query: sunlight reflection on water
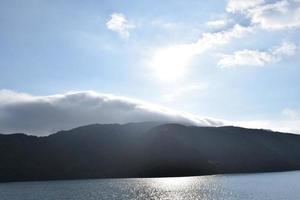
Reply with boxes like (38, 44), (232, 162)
(146, 176), (214, 199)
(0, 171), (300, 200)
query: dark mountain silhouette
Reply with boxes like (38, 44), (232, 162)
(1, 122), (300, 182)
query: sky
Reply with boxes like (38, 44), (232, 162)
(0, 0), (300, 135)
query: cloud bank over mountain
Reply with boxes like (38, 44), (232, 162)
(0, 90), (223, 135)
(0, 90), (299, 135)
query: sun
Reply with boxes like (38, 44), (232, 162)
(150, 44), (196, 82)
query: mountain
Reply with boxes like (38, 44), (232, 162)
(1, 122), (300, 182)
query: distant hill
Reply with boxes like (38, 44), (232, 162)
(1, 122), (300, 182)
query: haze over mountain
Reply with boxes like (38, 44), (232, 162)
(1, 122), (300, 182)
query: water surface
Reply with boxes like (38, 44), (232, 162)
(0, 171), (299, 200)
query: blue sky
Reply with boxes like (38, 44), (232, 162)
(0, 0), (300, 134)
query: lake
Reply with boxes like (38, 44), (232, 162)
(0, 171), (299, 200)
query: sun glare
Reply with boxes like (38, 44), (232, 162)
(150, 44), (196, 82)
(152, 176), (195, 189)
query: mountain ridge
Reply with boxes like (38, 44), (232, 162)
(1, 122), (300, 182)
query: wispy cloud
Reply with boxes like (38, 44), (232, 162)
(226, 0), (264, 13)
(206, 19), (229, 29)
(218, 42), (297, 68)
(227, 0), (300, 30)
(106, 13), (135, 38)
(150, 24), (253, 81)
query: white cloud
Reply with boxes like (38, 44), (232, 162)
(0, 89), (33, 104)
(272, 41), (297, 57)
(226, 0), (265, 13)
(206, 19), (229, 29)
(249, 0), (300, 29)
(0, 90), (223, 135)
(197, 24), (252, 48)
(218, 42), (297, 68)
(218, 50), (273, 67)
(227, 0), (300, 30)
(150, 24), (252, 81)
(106, 13), (134, 38)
